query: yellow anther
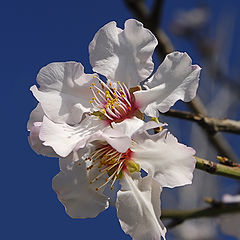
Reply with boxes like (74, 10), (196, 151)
(89, 86), (92, 89)
(109, 82), (112, 86)
(150, 117), (159, 123)
(93, 75), (96, 78)
(126, 160), (140, 173)
(97, 90), (100, 93)
(92, 97), (95, 100)
(101, 109), (106, 114)
(89, 100), (93, 104)
(92, 83), (95, 86)
(105, 178), (108, 182)
(117, 81), (120, 84)
(96, 188), (99, 191)
(89, 181), (93, 184)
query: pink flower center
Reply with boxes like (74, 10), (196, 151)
(89, 78), (139, 123)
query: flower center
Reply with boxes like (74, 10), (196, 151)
(83, 144), (140, 191)
(89, 77), (140, 123)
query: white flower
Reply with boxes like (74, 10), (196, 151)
(52, 120), (196, 240)
(219, 194), (240, 240)
(28, 19), (200, 158)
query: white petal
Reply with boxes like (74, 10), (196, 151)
(27, 104), (58, 157)
(52, 160), (109, 218)
(27, 103), (44, 130)
(111, 117), (145, 138)
(131, 129), (196, 188)
(31, 62), (95, 124)
(116, 173), (166, 240)
(89, 19), (158, 87)
(28, 122), (58, 157)
(39, 115), (106, 157)
(134, 52), (201, 117)
(98, 128), (132, 153)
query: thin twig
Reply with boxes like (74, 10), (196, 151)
(195, 156), (240, 180)
(162, 109), (240, 134)
(124, 0), (238, 161)
(162, 201), (240, 228)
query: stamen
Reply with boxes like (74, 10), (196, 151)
(89, 78), (137, 122)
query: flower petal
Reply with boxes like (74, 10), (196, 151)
(39, 115), (106, 157)
(89, 19), (158, 87)
(31, 61), (95, 124)
(111, 117), (145, 138)
(131, 129), (196, 188)
(27, 104), (58, 157)
(27, 103), (44, 130)
(134, 52), (201, 117)
(116, 173), (166, 240)
(52, 160), (109, 218)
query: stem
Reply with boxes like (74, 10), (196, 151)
(195, 156), (240, 180)
(162, 109), (240, 135)
(161, 202), (240, 228)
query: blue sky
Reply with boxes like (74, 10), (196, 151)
(2, 0), (239, 239)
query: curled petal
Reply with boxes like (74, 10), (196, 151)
(89, 19), (158, 87)
(116, 173), (166, 240)
(27, 104), (58, 157)
(31, 62), (95, 124)
(52, 160), (109, 218)
(111, 117), (145, 138)
(131, 129), (196, 188)
(39, 115), (106, 157)
(27, 103), (44, 130)
(134, 52), (201, 117)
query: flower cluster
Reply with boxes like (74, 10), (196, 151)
(28, 19), (201, 240)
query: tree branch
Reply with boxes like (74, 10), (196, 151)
(124, 0), (238, 161)
(162, 109), (240, 134)
(162, 201), (240, 228)
(195, 156), (240, 180)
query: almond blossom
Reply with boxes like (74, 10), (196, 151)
(52, 120), (196, 240)
(28, 19), (200, 158)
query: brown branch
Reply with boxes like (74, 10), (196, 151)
(124, 0), (238, 161)
(150, 0), (164, 28)
(162, 109), (240, 135)
(162, 201), (240, 228)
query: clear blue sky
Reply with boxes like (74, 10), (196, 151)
(1, 0), (239, 239)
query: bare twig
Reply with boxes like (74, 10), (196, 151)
(162, 109), (240, 135)
(195, 156), (240, 180)
(124, 0), (238, 161)
(150, 0), (164, 27)
(162, 201), (240, 228)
